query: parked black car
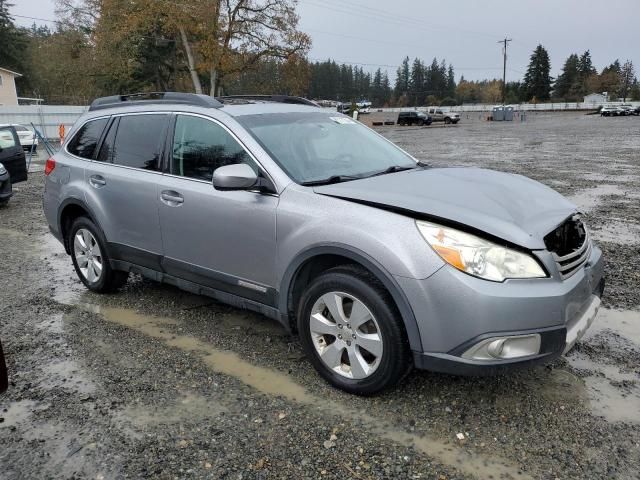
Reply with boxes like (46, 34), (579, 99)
(633, 106), (640, 116)
(0, 125), (28, 206)
(0, 339), (7, 394)
(397, 111), (433, 126)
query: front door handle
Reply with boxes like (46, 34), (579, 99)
(89, 175), (106, 188)
(160, 190), (184, 206)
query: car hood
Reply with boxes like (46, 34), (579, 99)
(313, 167), (577, 249)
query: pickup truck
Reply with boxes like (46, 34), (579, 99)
(426, 107), (460, 124)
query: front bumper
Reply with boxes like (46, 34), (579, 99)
(0, 172), (12, 201)
(399, 244), (604, 375)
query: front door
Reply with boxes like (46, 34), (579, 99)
(157, 113), (278, 305)
(0, 127), (27, 183)
(83, 114), (169, 270)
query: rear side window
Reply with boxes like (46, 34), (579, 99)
(112, 114), (168, 171)
(171, 115), (253, 182)
(0, 128), (17, 149)
(67, 118), (108, 159)
(96, 119), (118, 163)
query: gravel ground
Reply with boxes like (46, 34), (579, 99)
(1, 113), (639, 479)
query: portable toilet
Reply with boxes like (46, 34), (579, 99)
(492, 105), (505, 121)
(504, 106), (514, 121)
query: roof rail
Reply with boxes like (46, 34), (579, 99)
(88, 92), (223, 111)
(216, 95), (318, 107)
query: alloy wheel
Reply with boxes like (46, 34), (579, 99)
(74, 228), (103, 283)
(309, 291), (383, 379)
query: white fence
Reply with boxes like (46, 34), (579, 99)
(0, 105), (87, 139)
(381, 101), (640, 113)
(1, 100), (639, 139)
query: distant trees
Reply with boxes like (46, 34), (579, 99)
(523, 44), (552, 101)
(4, 2), (639, 106)
(0, 0), (31, 89)
(552, 49), (638, 102)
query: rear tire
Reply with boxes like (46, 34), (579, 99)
(68, 216), (128, 293)
(297, 265), (412, 395)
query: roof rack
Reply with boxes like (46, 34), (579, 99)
(88, 92), (223, 111)
(216, 95), (318, 107)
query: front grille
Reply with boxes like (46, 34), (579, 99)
(544, 216), (591, 279)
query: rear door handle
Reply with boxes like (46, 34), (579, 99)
(160, 190), (184, 206)
(89, 175), (106, 188)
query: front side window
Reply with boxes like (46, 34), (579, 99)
(237, 112), (417, 184)
(112, 114), (168, 171)
(67, 118), (109, 159)
(171, 115), (253, 182)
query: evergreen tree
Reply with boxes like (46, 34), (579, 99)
(446, 64), (456, 98)
(577, 50), (597, 78)
(620, 60), (636, 101)
(554, 53), (579, 100)
(0, 0), (29, 75)
(394, 56), (410, 97)
(409, 58), (424, 105)
(524, 44), (552, 101)
(574, 50), (597, 96)
(380, 71), (391, 106)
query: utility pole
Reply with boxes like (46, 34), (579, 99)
(498, 38), (512, 105)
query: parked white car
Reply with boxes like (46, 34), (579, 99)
(0, 124), (38, 151)
(600, 106), (622, 117)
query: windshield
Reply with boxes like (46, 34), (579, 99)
(237, 112), (417, 184)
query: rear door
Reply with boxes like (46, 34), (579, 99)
(0, 126), (27, 183)
(84, 113), (169, 270)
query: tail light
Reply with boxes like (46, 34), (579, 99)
(44, 158), (56, 176)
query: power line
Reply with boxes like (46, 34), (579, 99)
(11, 13), (60, 24)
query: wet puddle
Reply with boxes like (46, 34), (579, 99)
(561, 308), (640, 423)
(587, 308), (640, 347)
(0, 400), (44, 429)
(117, 392), (228, 430)
(74, 302), (533, 480)
(566, 352), (640, 423)
(38, 359), (96, 395)
(588, 220), (640, 245)
(568, 184), (627, 212)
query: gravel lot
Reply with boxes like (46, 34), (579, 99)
(1, 112), (639, 479)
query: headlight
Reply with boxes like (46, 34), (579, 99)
(416, 220), (547, 282)
(0, 163), (6, 175)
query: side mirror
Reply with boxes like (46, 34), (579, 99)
(212, 163), (258, 191)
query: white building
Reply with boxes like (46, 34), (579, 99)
(583, 92), (608, 105)
(0, 67), (21, 106)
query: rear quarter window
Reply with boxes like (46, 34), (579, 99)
(67, 118), (109, 159)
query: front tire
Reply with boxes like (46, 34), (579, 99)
(297, 266), (412, 395)
(444, 117), (452, 124)
(68, 216), (128, 293)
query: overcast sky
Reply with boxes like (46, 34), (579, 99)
(10, 0), (640, 82)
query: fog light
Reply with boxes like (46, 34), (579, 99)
(462, 334), (541, 361)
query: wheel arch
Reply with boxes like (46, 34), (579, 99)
(280, 244), (423, 352)
(57, 198), (98, 254)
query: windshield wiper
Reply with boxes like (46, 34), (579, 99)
(300, 175), (362, 186)
(367, 161), (428, 178)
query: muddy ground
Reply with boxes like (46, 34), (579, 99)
(1, 112), (639, 479)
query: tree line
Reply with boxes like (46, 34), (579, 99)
(1, 0), (639, 106)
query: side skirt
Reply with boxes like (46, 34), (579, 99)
(110, 259), (287, 330)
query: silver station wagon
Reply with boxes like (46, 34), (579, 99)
(43, 93), (604, 394)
